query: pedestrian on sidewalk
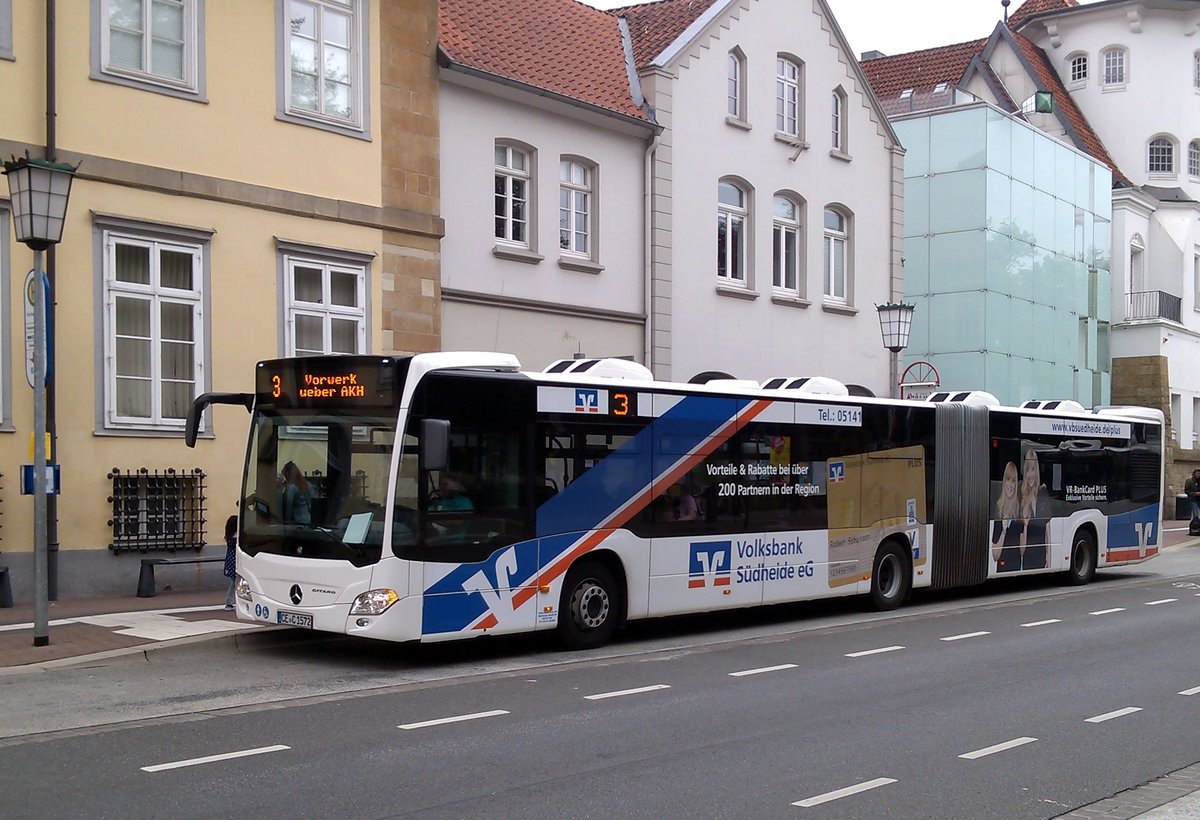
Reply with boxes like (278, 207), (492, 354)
(223, 514), (238, 611)
(1187, 469), (1200, 519)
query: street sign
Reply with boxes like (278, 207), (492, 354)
(23, 269), (53, 389)
(20, 464), (61, 495)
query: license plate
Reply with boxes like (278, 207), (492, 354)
(277, 610), (313, 629)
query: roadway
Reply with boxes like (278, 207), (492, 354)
(2, 547), (1199, 818)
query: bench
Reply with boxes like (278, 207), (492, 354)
(0, 565), (11, 608)
(136, 556), (223, 598)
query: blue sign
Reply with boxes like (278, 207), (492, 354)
(20, 464), (61, 495)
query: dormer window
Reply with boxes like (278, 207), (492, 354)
(932, 82), (948, 94)
(899, 88), (913, 99)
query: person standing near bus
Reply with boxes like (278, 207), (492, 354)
(281, 461), (312, 525)
(223, 514), (238, 610)
(991, 461), (1022, 572)
(1186, 469), (1200, 520)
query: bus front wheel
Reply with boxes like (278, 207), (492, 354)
(869, 540), (911, 611)
(556, 561), (620, 650)
(1064, 529), (1097, 586)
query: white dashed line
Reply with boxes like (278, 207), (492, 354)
(793, 778), (897, 807)
(141, 744), (290, 772)
(1090, 608), (1125, 616)
(584, 684), (671, 701)
(399, 709), (509, 729)
(959, 737), (1037, 760)
(1145, 598), (1177, 606)
(1086, 707), (1142, 723)
(845, 645), (905, 658)
(1021, 619), (1061, 627)
(729, 664), (798, 677)
(940, 631), (990, 642)
(1178, 686), (1200, 696)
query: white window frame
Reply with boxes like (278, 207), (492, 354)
(772, 194), (801, 295)
(103, 231), (205, 430)
(718, 180), (749, 284)
(775, 56), (802, 138)
(1194, 51), (1200, 91)
(1148, 136), (1175, 175)
(0, 0), (13, 61)
(284, 256), (367, 357)
(277, 0), (369, 136)
(93, 0), (204, 98)
(727, 48), (746, 121)
(1068, 53), (1088, 87)
(831, 87), (848, 155)
(823, 207), (849, 304)
(1102, 47), (1126, 87)
(1189, 141), (1200, 178)
(559, 158), (594, 259)
(495, 142), (532, 249)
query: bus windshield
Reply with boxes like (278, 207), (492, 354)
(239, 408), (397, 566)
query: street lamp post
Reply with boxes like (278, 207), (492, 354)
(3, 155), (76, 647)
(876, 301), (915, 399)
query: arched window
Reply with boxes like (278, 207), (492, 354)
(1189, 140), (1200, 178)
(1102, 47), (1127, 86)
(823, 207), (850, 302)
(727, 48), (746, 120)
(831, 87), (848, 152)
(772, 194), (802, 293)
(1194, 51), (1200, 90)
(559, 157), (595, 257)
(717, 180), (749, 282)
(1149, 137), (1175, 174)
(495, 142), (532, 246)
(1067, 52), (1088, 85)
(775, 56), (802, 137)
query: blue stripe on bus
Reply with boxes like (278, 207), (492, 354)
(1106, 503), (1160, 548)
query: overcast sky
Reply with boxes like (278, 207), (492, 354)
(580, 0), (1033, 57)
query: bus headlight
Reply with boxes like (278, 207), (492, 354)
(235, 575), (252, 602)
(350, 589), (400, 615)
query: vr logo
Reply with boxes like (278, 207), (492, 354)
(689, 541), (731, 589)
(575, 389), (600, 413)
(1134, 521), (1155, 548)
(829, 461), (846, 483)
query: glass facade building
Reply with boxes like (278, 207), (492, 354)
(894, 104), (1112, 406)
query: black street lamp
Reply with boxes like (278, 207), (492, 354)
(876, 301), (915, 399)
(3, 155), (76, 646)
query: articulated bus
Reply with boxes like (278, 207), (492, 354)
(187, 353), (1163, 649)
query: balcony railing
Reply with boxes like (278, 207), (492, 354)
(1126, 290), (1181, 322)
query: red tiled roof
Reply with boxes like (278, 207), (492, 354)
(1007, 0), (1078, 28)
(859, 39), (986, 100)
(439, 0), (651, 123)
(1008, 30), (1129, 185)
(611, 0), (721, 70)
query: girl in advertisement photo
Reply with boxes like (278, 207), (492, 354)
(1019, 446), (1051, 570)
(991, 461), (1024, 573)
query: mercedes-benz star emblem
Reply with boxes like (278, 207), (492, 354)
(289, 584), (303, 605)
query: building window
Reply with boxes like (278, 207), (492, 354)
(727, 49), (746, 120)
(285, 256), (366, 356)
(831, 88), (848, 152)
(823, 207), (849, 303)
(0, 0), (13, 61)
(1068, 53), (1088, 85)
(92, 0), (203, 97)
(1194, 51), (1200, 90)
(559, 158), (594, 258)
(717, 180), (748, 283)
(1149, 137), (1175, 174)
(103, 232), (205, 429)
(1102, 48), (1126, 86)
(278, 0), (368, 135)
(775, 56), (802, 137)
(772, 195), (801, 293)
(1189, 141), (1200, 177)
(495, 143), (531, 247)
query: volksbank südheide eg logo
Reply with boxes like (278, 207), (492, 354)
(575, 388), (599, 413)
(689, 541), (731, 588)
(828, 460), (846, 483)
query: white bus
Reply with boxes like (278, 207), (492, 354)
(187, 353), (1163, 649)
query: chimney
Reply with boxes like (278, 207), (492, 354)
(860, 49), (886, 61)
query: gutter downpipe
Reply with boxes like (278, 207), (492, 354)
(643, 134), (658, 373)
(45, 0), (59, 600)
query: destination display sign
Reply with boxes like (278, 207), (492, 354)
(256, 357), (399, 408)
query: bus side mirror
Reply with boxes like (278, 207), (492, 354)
(186, 392), (254, 447)
(420, 419), (450, 472)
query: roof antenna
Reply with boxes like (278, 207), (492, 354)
(1001, 0), (1011, 22)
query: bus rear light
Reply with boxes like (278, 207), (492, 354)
(350, 589), (400, 615)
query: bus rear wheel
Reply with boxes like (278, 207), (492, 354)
(869, 540), (911, 611)
(556, 561), (620, 650)
(1064, 529), (1096, 586)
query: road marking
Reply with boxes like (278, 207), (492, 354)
(793, 777), (897, 807)
(1090, 608), (1125, 616)
(1021, 619), (1061, 627)
(940, 631), (990, 642)
(729, 664), (798, 677)
(845, 645), (905, 658)
(141, 744), (290, 772)
(959, 737), (1037, 759)
(1179, 686), (1200, 696)
(1086, 707), (1142, 723)
(398, 709), (509, 729)
(1145, 598), (1177, 606)
(584, 684), (670, 701)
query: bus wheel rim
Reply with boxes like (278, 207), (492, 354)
(878, 554), (899, 598)
(573, 582), (609, 629)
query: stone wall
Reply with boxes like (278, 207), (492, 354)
(1111, 354), (1183, 514)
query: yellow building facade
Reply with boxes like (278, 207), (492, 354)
(0, 0), (441, 601)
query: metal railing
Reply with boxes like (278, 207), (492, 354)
(1126, 290), (1181, 322)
